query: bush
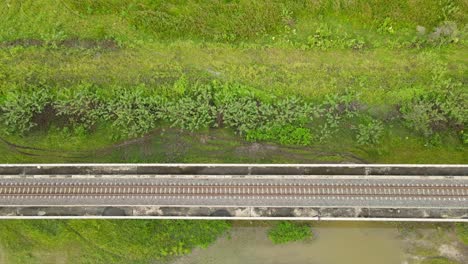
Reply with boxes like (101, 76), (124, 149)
(268, 221), (312, 244)
(0, 89), (52, 135)
(272, 97), (313, 126)
(356, 118), (384, 146)
(401, 91), (466, 138)
(162, 83), (217, 131)
(103, 86), (162, 138)
(217, 95), (263, 134)
(315, 92), (359, 142)
(54, 84), (103, 131)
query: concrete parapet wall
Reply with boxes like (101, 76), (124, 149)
(1, 164), (467, 176)
(0, 206), (467, 221)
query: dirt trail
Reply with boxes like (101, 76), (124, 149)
(0, 38), (119, 50)
(0, 128), (368, 163)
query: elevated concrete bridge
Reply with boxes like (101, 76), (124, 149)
(0, 164), (467, 221)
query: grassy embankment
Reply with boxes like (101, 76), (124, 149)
(0, 1), (467, 263)
(0, 0), (466, 164)
(0, 219), (230, 264)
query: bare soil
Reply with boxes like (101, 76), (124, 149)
(0, 38), (119, 50)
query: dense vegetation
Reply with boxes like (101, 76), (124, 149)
(268, 221), (312, 244)
(1, 0), (466, 164)
(1, 69), (466, 162)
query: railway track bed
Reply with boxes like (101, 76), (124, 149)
(1, 177), (467, 208)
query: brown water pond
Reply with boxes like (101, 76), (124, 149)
(173, 222), (406, 264)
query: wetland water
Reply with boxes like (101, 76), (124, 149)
(173, 222), (405, 264)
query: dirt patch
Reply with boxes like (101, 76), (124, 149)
(0, 38), (119, 50)
(235, 142), (279, 156)
(32, 251), (69, 264)
(0, 137), (88, 159)
(235, 142), (368, 164)
(1, 127), (368, 163)
(60, 38), (119, 50)
(438, 244), (466, 262)
(32, 105), (62, 131)
(0, 39), (43, 47)
(399, 224), (468, 264)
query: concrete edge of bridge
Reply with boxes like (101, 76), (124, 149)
(0, 206), (467, 221)
(0, 216), (467, 222)
(1, 164), (467, 176)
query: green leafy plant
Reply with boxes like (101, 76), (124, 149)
(315, 92), (359, 142)
(268, 221), (312, 244)
(377, 18), (395, 34)
(54, 84), (103, 131)
(0, 89), (52, 135)
(218, 95), (263, 134)
(401, 90), (466, 138)
(162, 83), (216, 131)
(272, 97), (312, 126)
(355, 118), (384, 146)
(103, 86), (162, 139)
(307, 24), (334, 50)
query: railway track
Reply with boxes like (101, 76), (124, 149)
(1, 182), (467, 200)
(0, 164), (467, 219)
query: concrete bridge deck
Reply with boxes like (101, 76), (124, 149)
(0, 164), (467, 221)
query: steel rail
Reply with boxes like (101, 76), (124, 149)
(1, 183), (467, 199)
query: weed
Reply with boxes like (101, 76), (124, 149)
(377, 18), (396, 34)
(355, 118), (384, 146)
(103, 86), (162, 139)
(163, 83), (217, 131)
(54, 83), (103, 131)
(0, 88), (52, 135)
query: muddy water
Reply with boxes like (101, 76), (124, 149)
(172, 222), (405, 264)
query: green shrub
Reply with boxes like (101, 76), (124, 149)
(401, 99), (444, 137)
(0, 88), (52, 135)
(54, 84), (103, 131)
(401, 91), (466, 138)
(356, 118), (384, 146)
(272, 97), (313, 126)
(315, 92), (359, 142)
(162, 83), (216, 131)
(103, 86), (162, 138)
(218, 95), (263, 134)
(268, 221), (312, 244)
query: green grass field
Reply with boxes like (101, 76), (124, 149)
(0, 1), (467, 263)
(1, 0), (467, 164)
